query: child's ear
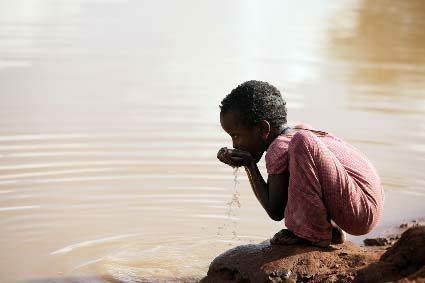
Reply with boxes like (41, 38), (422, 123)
(259, 120), (271, 140)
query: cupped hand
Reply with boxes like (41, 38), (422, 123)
(217, 147), (254, 167)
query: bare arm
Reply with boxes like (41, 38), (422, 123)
(217, 147), (289, 221)
(244, 161), (289, 221)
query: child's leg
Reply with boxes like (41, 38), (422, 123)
(284, 131), (380, 243)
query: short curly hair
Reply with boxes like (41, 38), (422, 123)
(220, 80), (287, 129)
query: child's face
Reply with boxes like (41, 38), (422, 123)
(220, 110), (266, 162)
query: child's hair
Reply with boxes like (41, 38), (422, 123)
(220, 80), (287, 129)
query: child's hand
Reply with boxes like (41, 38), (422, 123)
(217, 147), (254, 167)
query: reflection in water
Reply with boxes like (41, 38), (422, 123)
(324, 0), (425, 222)
(329, 0), (425, 88)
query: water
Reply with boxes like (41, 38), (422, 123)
(229, 167), (242, 216)
(228, 167), (242, 239)
(0, 0), (424, 282)
(217, 167), (241, 239)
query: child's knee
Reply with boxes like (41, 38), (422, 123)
(337, 214), (379, 236)
(346, 225), (373, 236)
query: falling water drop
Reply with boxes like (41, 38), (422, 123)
(216, 167), (242, 239)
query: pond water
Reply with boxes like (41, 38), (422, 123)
(0, 0), (424, 282)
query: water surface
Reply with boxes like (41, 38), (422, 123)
(0, 0), (424, 282)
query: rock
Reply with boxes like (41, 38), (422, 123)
(405, 265), (425, 281)
(354, 226), (425, 283)
(200, 240), (381, 283)
(399, 221), (420, 229)
(364, 237), (391, 246)
(201, 226), (425, 283)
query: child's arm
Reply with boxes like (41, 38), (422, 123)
(244, 162), (289, 221)
(217, 148), (289, 221)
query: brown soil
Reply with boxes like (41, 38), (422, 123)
(200, 225), (425, 283)
(355, 226), (425, 283)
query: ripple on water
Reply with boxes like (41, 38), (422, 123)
(51, 234), (141, 255)
(96, 238), (245, 283)
(0, 205), (40, 212)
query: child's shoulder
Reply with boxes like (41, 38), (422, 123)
(292, 122), (314, 129)
(291, 123), (334, 138)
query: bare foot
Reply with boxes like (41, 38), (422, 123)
(271, 229), (332, 247)
(270, 229), (310, 245)
(331, 224), (346, 245)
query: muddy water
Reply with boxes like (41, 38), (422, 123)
(0, 0), (424, 282)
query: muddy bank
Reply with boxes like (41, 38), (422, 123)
(201, 225), (425, 283)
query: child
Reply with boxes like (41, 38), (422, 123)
(217, 80), (384, 247)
